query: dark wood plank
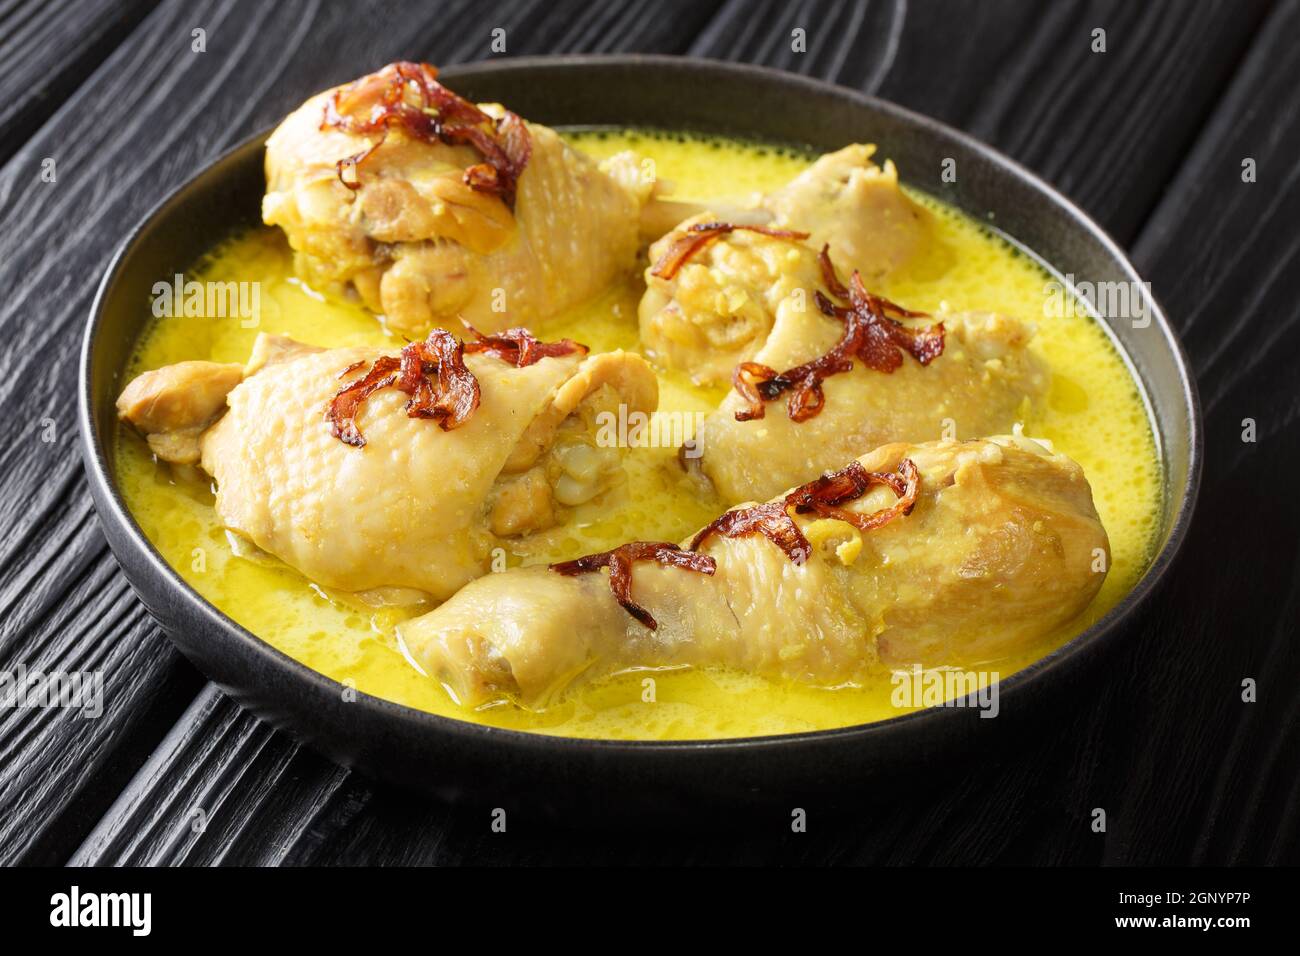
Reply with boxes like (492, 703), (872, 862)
(0, 0), (723, 866)
(57, 0), (1294, 866)
(71, 687), (353, 866)
(72, 698), (1121, 865)
(692, 0), (1271, 245)
(0, 517), (205, 866)
(1115, 0), (1300, 865)
(0, 0), (159, 164)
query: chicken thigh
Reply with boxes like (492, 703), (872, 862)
(262, 62), (654, 338)
(399, 435), (1108, 709)
(119, 332), (658, 603)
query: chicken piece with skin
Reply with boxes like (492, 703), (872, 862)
(763, 144), (933, 281)
(115, 360), (244, 464)
(118, 333), (658, 603)
(639, 145), (938, 384)
(399, 435), (1109, 709)
(115, 333), (322, 464)
(696, 295), (1049, 503)
(262, 63), (653, 338)
(639, 215), (821, 384)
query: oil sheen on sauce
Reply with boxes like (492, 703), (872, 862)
(115, 129), (1163, 740)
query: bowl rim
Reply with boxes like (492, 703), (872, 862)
(78, 53), (1203, 755)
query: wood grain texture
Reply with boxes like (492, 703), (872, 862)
(0, 0), (158, 164)
(1119, 0), (1300, 864)
(692, 0), (1271, 245)
(0, 0), (1294, 866)
(0, 500), (206, 866)
(70, 686), (353, 867)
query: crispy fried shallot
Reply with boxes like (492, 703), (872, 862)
(327, 356), (401, 447)
(691, 499), (813, 564)
(732, 247), (944, 422)
(462, 324), (588, 367)
(327, 326), (588, 446)
(690, 458), (920, 561)
(649, 221), (811, 281)
(550, 542), (717, 630)
(321, 61), (532, 205)
(327, 329), (478, 446)
(786, 458), (920, 533)
(397, 327), (480, 426)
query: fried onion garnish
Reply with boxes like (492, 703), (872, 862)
(322, 61), (531, 206)
(690, 458), (920, 560)
(550, 542), (717, 630)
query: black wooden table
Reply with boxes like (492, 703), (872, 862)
(1, 0), (1295, 866)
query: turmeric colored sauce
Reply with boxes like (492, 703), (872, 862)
(115, 129), (1162, 739)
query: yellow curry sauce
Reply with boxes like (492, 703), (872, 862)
(115, 129), (1162, 739)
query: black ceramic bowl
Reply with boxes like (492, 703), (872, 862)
(79, 56), (1200, 815)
